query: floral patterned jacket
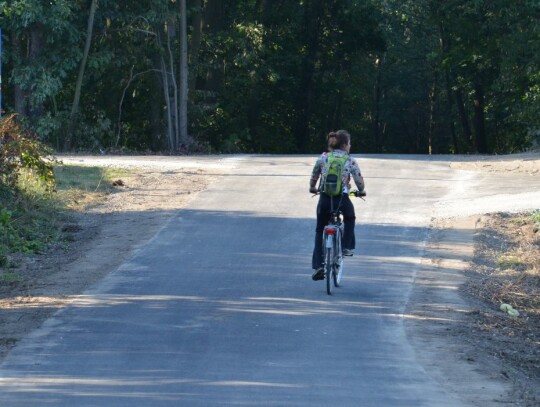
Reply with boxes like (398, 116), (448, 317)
(310, 149), (365, 194)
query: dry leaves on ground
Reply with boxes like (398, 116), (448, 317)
(464, 212), (540, 406)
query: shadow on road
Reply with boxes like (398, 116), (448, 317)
(0, 208), (480, 405)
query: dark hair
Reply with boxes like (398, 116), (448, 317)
(327, 130), (350, 150)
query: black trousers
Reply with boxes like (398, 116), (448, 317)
(312, 194), (356, 270)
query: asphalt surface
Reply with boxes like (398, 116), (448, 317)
(1, 155), (539, 406)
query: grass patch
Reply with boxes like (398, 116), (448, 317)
(0, 271), (20, 285)
(54, 165), (133, 211)
(55, 165), (132, 192)
(497, 254), (527, 271)
(0, 182), (62, 258)
(0, 164), (133, 264)
(530, 210), (540, 223)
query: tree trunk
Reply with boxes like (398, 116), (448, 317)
(166, 21), (180, 148)
(27, 25), (46, 121)
(160, 56), (175, 150)
(438, 22), (458, 153)
(115, 65), (136, 148)
(455, 88), (472, 149)
(115, 67), (154, 148)
(11, 33), (27, 116)
(188, 0), (203, 93)
(203, 0), (224, 32)
(65, 0), (98, 150)
(444, 70), (458, 153)
(246, 0), (273, 149)
(473, 83), (487, 153)
(150, 73), (165, 151)
(428, 77), (437, 154)
(373, 56), (383, 153)
(332, 89), (344, 130)
(294, 0), (323, 152)
(203, 0), (224, 93)
(179, 0), (189, 147)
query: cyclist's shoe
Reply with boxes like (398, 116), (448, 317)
(312, 268), (324, 281)
(343, 249), (354, 256)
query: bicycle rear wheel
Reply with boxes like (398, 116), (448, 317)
(325, 246), (333, 295)
(333, 258), (343, 287)
(333, 230), (344, 287)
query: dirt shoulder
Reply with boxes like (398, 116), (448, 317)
(0, 161), (223, 360)
(465, 213), (539, 404)
(406, 216), (539, 407)
(406, 152), (540, 407)
(449, 150), (540, 176)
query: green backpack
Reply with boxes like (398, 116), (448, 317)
(321, 153), (349, 196)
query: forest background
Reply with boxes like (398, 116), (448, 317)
(1, 0), (539, 155)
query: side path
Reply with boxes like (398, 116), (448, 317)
(407, 152), (540, 407)
(406, 216), (537, 406)
(406, 217), (505, 404)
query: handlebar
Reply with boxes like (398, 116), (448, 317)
(310, 189), (366, 199)
(350, 190), (367, 198)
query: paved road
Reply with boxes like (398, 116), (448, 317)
(1, 155), (539, 406)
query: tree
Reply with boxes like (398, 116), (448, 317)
(0, 1), (79, 123)
(1, 0), (538, 154)
(293, 0), (324, 153)
(179, 0), (189, 147)
(66, 0), (99, 151)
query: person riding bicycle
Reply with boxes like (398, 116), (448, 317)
(309, 130), (365, 281)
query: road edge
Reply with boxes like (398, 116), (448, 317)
(404, 216), (516, 406)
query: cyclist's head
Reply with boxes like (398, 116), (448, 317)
(327, 130), (351, 151)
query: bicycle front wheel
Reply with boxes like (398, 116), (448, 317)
(325, 245), (334, 295)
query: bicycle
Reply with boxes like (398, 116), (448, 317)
(320, 190), (366, 295)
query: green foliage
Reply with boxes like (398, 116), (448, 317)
(0, 208), (12, 229)
(0, 114), (57, 192)
(0, 186), (59, 258)
(370, 0), (540, 154)
(1, 271), (20, 284)
(197, 0), (386, 153)
(0, 162), (128, 261)
(0, 149), (66, 258)
(0, 254), (10, 268)
(0, 0), (539, 154)
(1, 0), (80, 113)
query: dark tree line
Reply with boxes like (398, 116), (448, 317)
(1, 0), (539, 154)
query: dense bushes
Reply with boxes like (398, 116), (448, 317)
(0, 114), (56, 192)
(0, 114), (60, 263)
